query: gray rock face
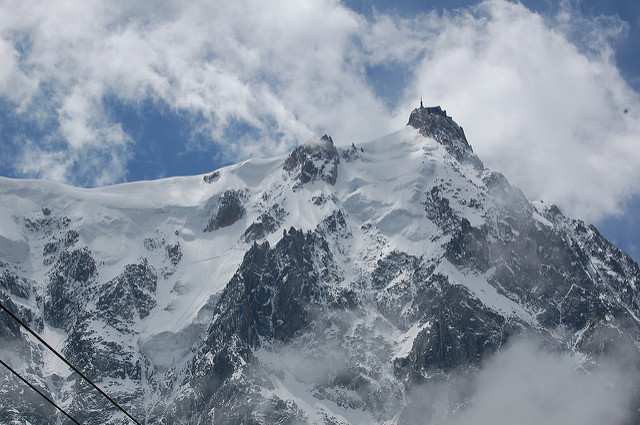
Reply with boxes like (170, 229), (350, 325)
(203, 170), (220, 183)
(283, 134), (340, 186)
(44, 247), (97, 330)
(97, 259), (158, 329)
(408, 105), (484, 170)
(243, 205), (286, 242)
(402, 280), (515, 374)
(373, 251), (519, 377)
(205, 189), (247, 232)
(167, 227), (340, 424)
(0, 293), (22, 337)
(1, 269), (31, 300)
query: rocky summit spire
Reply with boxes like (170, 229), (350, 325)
(408, 103), (483, 170)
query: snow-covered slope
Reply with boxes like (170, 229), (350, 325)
(1, 106), (639, 424)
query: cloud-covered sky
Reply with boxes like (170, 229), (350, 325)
(1, 0), (639, 257)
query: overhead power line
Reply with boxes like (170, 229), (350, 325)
(0, 356), (81, 425)
(0, 300), (142, 425)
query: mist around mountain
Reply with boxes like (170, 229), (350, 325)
(1, 106), (639, 424)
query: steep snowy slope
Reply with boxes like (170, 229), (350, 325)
(1, 105), (639, 424)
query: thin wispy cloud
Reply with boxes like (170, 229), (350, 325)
(0, 0), (639, 221)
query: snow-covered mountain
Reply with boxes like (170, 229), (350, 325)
(1, 105), (639, 424)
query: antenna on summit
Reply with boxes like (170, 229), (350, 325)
(420, 97), (424, 108)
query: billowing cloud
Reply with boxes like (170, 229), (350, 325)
(396, 0), (640, 220)
(404, 338), (639, 425)
(0, 0), (395, 186)
(0, 0), (639, 221)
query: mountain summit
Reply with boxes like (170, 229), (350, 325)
(408, 104), (483, 170)
(1, 106), (639, 424)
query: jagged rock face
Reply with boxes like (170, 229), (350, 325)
(174, 228), (336, 422)
(97, 259), (158, 329)
(283, 134), (340, 186)
(408, 106), (484, 170)
(0, 293), (22, 337)
(0, 206), (185, 424)
(443, 169), (640, 349)
(1, 269), (31, 300)
(2, 107), (640, 424)
(207, 228), (327, 348)
(372, 251), (520, 378)
(203, 170), (220, 183)
(0, 323), (55, 425)
(205, 189), (247, 232)
(402, 280), (516, 374)
(44, 247), (97, 330)
(243, 205), (287, 242)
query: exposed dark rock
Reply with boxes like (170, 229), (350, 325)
(0, 270), (41, 333)
(203, 171), (220, 183)
(205, 190), (247, 232)
(0, 270), (30, 299)
(401, 282), (514, 376)
(373, 251), (433, 330)
(0, 359), (58, 425)
(283, 134), (340, 186)
(166, 243), (182, 266)
(340, 143), (361, 162)
(97, 259), (158, 330)
(445, 218), (492, 272)
(43, 229), (80, 259)
(58, 260), (158, 388)
(372, 251), (521, 378)
(0, 291), (22, 338)
(24, 215), (71, 233)
(244, 205), (287, 242)
(312, 193), (334, 206)
(319, 209), (348, 234)
(43, 241), (58, 256)
(143, 237), (157, 250)
(181, 227), (343, 422)
(424, 186), (459, 234)
(434, 173), (640, 353)
(64, 315), (141, 382)
(206, 228), (328, 347)
(64, 229), (80, 247)
(43, 247), (97, 330)
(408, 106), (483, 170)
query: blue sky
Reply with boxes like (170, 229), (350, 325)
(0, 0), (639, 260)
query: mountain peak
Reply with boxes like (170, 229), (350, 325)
(408, 102), (483, 170)
(406, 102), (454, 131)
(283, 134), (340, 186)
(4, 103), (640, 424)
(319, 134), (334, 144)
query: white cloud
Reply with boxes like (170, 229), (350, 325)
(404, 338), (639, 425)
(17, 144), (74, 183)
(0, 38), (17, 93)
(0, 0), (639, 221)
(0, 0), (396, 186)
(393, 0), (640, 220)
(15, 136), (129, 187)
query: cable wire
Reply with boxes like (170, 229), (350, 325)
(0, 300), (142, 425)
(0, 356), (81, 424)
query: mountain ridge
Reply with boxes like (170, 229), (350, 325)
(1, 106), (639, 424)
